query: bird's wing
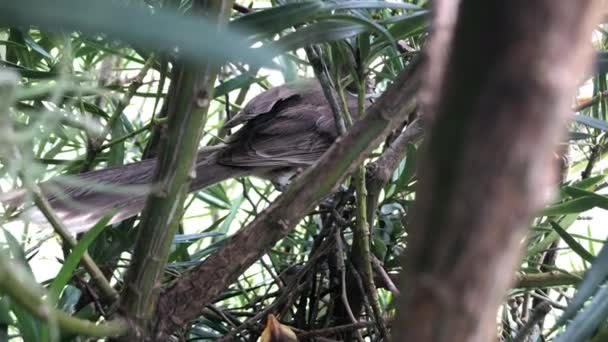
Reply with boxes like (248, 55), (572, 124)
(224, 84), (302, 129)
(219, 105), (336, 168)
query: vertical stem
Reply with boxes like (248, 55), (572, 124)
(118, 1), (233, 339)
(351, 80), (389, 340)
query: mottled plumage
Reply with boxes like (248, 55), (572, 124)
(1, 80), (362, 232)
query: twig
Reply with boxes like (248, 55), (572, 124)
(371, 256), (400, 296)
(83, 54), (156, 171)
(217, 234), (336, 342)
(512, 301), (552, 342)
(349, 76), (390, 340)
(515, 271), (583, 289)
(573, 90), (608, 112)
(335, 230), (365, 342)
(304, 45), (347, 135)
(27, 182), (118, 301)
(295, 321), (373, 339)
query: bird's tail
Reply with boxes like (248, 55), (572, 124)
(1, 146), (248, 233)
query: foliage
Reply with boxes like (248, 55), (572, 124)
(0, 0), (607, 341)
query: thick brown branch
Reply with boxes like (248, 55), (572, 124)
(392, 1), (602, 341)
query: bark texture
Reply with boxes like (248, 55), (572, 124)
(392, 1), (603, 341)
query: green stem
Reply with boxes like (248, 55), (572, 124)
(351, 80), (389, 340)
(118, 1), (233, 338)
(98, 54), (156, 143)
(99, 117), (167, 151)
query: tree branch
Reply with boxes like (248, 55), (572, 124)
(117, 1), (233, 339)
(392, 1), (603, 341)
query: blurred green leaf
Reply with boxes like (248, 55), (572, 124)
(21, 31), (53, 61)
(1, 235), (42, 342)
(575, 114), (608, 132)
(215, 74), (264, 98)
(233, 1), (420, 41)
(216, 195), (244, 236)
(553, 243), (608, 334)
(0, 297), (12, 325)
(173, 232), (222, 244)
(387, 11), (428, 39)
(571, 174), (606, 191)
(275, 20), (368, 52)
(0, 0), (278, 67)
(233, 1), (325, 38)
(555, 280), (608, 342)
(197, 184), (232, 209)
(543, 196), (608, 216)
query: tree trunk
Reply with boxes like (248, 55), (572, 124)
(392, 1), (603, 341)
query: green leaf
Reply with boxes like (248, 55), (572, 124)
(327, 1), (420, 11)
(233, 1), (325, 38)
(57, 285), (81, 314)
(1, 237), (42, 342)
(316, 14), (397, 51)
(196, 184), (232, 209)
(569, 131), (594, 140)
(1, 229), (34, 277)
(563, 186), (608, 203)
(232, 1), (420, 41)
(555, 280), (608, 342)
(21, 31), (53, 60)
(274, 20), (369, 53)
(387, 11), (429, 39)
(549, 221), (594, 263)
(552, 243), (608, 333)
(542, 196), (608, 216)
(11, 304), (42, 342)
(0, 0), (278, 68)
(48, 213), (114, 304)
(575, 114), (608, 132)
(0, 297), (13, 325)
(570, 174), (606, 191)
(173, 232), (222, 244)
(168, 220), (225, 263)
(394, 143), (417, 193)
(216, 195), (244, 236)
(527, 214), (579, 257)
(372, 236), (388, 260)
(214, 74), (264, 98)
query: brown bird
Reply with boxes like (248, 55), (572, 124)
(258, 314), (298, 342)
(2, 80), (361, 232)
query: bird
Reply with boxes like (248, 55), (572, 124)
(1, 80), (362, 232)
(258, 314), (298, 342)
